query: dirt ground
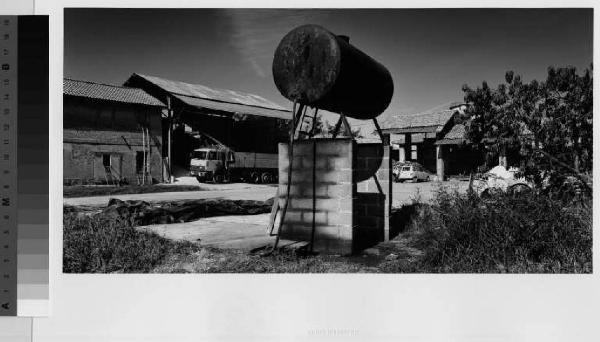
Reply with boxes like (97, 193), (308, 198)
(64, 179), (468, 208)
(63, 183), (278, 206)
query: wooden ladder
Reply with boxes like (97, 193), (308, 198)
(294, 107), (319, 140)
(266, 198), (281, 236)
(269, 107), (318, 235)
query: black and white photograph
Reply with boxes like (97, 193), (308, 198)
(62, 8), (592, 274)
(0, 1), (599, 341)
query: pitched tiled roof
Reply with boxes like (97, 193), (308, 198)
(444, 123), (466, 139)
(380, 102), (459, 133)
(64, 78), (165, 107)
(436, 124), (467, 145)
(127, 73), (291, 120)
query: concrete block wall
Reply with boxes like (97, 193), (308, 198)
(354, 192), (386, 250)
(278, 139), (355, 255)
(355, 144), (392, 242)
(277, 139), (393, 255)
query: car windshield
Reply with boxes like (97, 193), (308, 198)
(401, 166), (411, 171)
(192, 151), (207, 160)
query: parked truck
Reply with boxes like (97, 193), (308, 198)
(189, 146), (278, 184)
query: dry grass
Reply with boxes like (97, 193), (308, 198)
(63, 213), (200, 273)
(153, 247), (374, 273)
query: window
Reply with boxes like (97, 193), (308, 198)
(102, 154), (111, 167)
(208, 151), (217, 160)
(192, 151), (207, 160)
(227, 152), (235, 162)
(410, 145), (418, 160)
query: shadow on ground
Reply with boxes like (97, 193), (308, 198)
(390, 203), (423, 240)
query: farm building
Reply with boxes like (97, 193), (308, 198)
(63, 78), (166, 185)
(123, 73), (292, 179)
(380, 102), (485, 180)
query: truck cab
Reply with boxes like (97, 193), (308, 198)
(189, 147), (233, 183)
(189, 146), (277, 184)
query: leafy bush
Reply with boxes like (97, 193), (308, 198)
(461, 66), (593, 189)
(63, 213), (199, 273)
(412, 187), (592, 273)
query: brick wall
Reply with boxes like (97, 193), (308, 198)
(63, 99), (165, 184)
(278, 139), (355, 255)
(63, 135), (163, 184)
(277, 139), (392, 255)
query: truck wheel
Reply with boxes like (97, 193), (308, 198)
(213, 173), (224, 184)
(261, 172), (273, 184)
(250, 172), (261, 184)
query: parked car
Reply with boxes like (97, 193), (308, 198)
(392, 161), (407, 178)
(394, 162), (430, 182)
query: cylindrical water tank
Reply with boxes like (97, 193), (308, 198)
(272, 24), (394, 120)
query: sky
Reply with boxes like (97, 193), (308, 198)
(64, 8), (593, 133)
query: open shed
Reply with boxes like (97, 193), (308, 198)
(123, 73), (292, 179)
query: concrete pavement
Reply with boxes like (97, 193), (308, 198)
(390, 179), (468, 207)
(137, 213), (276, 250)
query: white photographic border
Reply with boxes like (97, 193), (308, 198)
(7, 1), (600, 340)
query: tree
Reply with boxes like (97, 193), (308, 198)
(309, 111), (362, 139)
(461, 65), (592, 189)
(324, 118), (363, 138)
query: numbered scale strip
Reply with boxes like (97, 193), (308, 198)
(0, 15), (49, 317)
(0, 15), (18, 316)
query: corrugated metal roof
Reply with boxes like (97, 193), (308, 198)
(131, 73), (290, 119)
(64, 78), (164, 107)
(172, 94), (291, 120)
(380, 102), (458, 132)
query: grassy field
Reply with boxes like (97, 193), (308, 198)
(64, 184), (203, 198)
(63, 186), (592, 273)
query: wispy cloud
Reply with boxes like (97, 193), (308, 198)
(221, 9), (330, 78)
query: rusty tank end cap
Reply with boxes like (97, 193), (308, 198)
(272, 24), (342, 105)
